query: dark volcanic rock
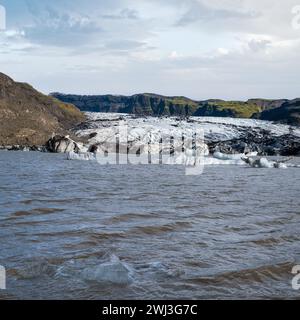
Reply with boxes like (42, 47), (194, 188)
(46, 135), (80, 153)
(0, 145), (46, 152)
(88, 144), (99, 153)
(208, 130), (300, 156)
(257, 99), (300, 125)
(247, 99), (287, 112)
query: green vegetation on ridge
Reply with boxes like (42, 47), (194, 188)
(51, 92), (300, 125)
(207, 101), (262, 118)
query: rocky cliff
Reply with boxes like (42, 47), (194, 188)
(50, 93), (199, 117)
(51, 92), (297, 123)
(257, 99), (300, 125)
(0, 73), (85, 146)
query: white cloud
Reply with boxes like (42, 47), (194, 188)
(216, 47), (230, 55)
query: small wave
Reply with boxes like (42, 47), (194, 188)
(14, 220), (54, 226)
(105, 213), (156, 224)
(62, 240), (99, 250)
(9, 208), (65, 218)
(187, 261), (295, 285)
(88, 231), (127, 241)
(135, 261), (185, 279)
(184, 260), (212, 268)
(256, 216), (295, 227)
(249, 235), (300, 247)
(33, 229), (84, 237)
(20, 198), (88, 205)
(131, 221), (191, 235)
(9, 260), (57, 280)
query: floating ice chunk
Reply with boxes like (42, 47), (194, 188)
(241, 156), (291, 169)
(67, 151), (96, 161)
(203, 157), (245, 166)
(82, 255), (133, 285)
(258, 157), (273, 168)
(274, 162), (287, 169)
(213, 151), (257, 160)
(66, 149), (293, 169)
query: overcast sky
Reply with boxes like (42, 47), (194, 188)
(0, 0), (300, 100)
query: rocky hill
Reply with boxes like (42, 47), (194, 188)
(51, 93), (298, 124)
(257, 99), (300, 125)
(50, 93), (199, 117)
(247, 98), (288, 111)
(0, 73), (85, 146)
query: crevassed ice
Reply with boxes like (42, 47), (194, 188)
(79, 113), (300, 146)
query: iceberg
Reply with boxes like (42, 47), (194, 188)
(67, 151), (96, 161)
(82, 255), (133, 285)
(213, 151), (258, 160)
(241, 156), (290, 169)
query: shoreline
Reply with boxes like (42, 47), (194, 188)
(0, 145), (46, 152)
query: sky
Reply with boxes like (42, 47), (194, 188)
(0, 0), (300, 100)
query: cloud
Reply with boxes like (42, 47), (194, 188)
(101, 8), (139, 20)
(3, 1), (149, 53)
(247, 38), (271, 52)
(0, 27), (37, 54)
(104, 39), (147, 50)
(23, 5), (102, 47)
(176, 0), (258, 27)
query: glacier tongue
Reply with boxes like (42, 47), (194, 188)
(78, 112), (300, 143)
(72, 113), (300, 159)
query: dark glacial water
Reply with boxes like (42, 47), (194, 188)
(0, 150), (300, 299)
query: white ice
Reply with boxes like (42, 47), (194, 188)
(81, 113), (300, 144)
(82, 255), (133, 285)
